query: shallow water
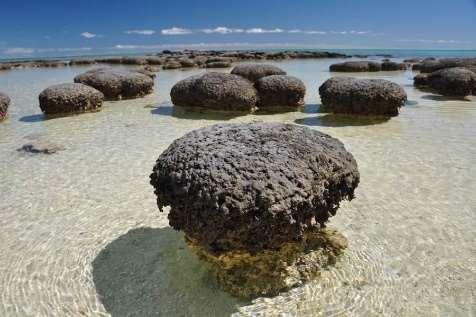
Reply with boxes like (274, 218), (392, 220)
(0, 59), (475, 316)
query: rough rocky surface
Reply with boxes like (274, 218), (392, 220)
(39, 83), (104, 115)
(187, 227), (348, 298)
(418, 58), (476, 73)
(74, 68), (153, 100)
(231, 64), (286, 83)
(256, 75), (306, 110)
(413, 73), (430, 87)
(150, 122), (360, 252)
(205, 61), (232, 68)
(420, 67), (476, 96)
(162, 61), (182, 69)
(170, 72), (257, 111)
(381, 61), (407, 71)
(319, 77), (407, 116)
(330, 61), (382, 72)
(0, 92), (10, 121)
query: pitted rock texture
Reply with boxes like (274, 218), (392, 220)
(186, 227), (348, 298)
(74, 68), (153, 100)
(0, 92), (10, 121)
(418, 58), (476, 73)
(205, 61), (232, 68)
(170, 72), (258, 111)
(231, 64), (287, 83)
(329, 61), (382, 72)
(381, 61), (407, 71)
(256, 75), (306, 110)
(413, 73), (429, 87)
(425, 67), (476, 96)
(319, 77), (407, 116)
(39, 83), (104, 115)
(150, 122), (359, 252)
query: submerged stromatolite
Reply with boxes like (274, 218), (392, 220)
(150, 122), (359, 297)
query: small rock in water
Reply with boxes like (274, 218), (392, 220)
(18, 141), (65, 154)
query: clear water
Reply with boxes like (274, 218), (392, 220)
(0, 58), (475, 316)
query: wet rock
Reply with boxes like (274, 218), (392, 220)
(121, 57), (147, 65)
(205, 61), (232, 68)
(319, 77), (407, 116)
(18, 141), (65, 154)
(162, 61), (182, 69)
(381, 61), (407, 71)
(95, 57), (123, 64)
(413, 73), (430, 87)
(74, 68), (154, 100)
(329, 61), (382, 72)
(231, 64), (286, 83)
(419, 58), (476, 73)
(134, 66), (158, 79)
(256, 75), (306, 110)
(178, 58), (197, 68)
(170, 72), (257, 111)
(145, 56), (165, 65)
(39, 83), (104, 115)
(0, 92), (10, 121)
(425, 67), (476, 96)
(150, 122), (359, 251)
(187, 227), (348, 298)
(69, 59), (97, 66)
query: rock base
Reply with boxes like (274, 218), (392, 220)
(185, 227), (348, 298)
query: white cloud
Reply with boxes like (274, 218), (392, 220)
(3, 47), (35, 55)
(288, 29), (326, 35)
(201, 27), (244, 34)
(349, 30), (370, 35)
(124, 30), (156, 35)
(396, 39), (471, 44)
(246, 28), (284, 34)
(37, 47), (92, 53)
(161, 27), (192, 35)
(81, 32), (97, 39)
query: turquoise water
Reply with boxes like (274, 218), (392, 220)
(0, 59), (475, 316)
(1, 48), (475, 63)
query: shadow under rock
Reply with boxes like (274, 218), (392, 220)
(421, 94), (471, 102)
(295, 113), (390, 127)
(92, 227), (244, 317)
(150, 104), (245, 120)
(19, 114), (46, 123)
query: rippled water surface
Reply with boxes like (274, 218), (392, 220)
(0, 59), (475, 316)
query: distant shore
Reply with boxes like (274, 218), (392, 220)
(0, 49), (391, 71)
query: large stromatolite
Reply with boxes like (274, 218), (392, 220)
(170, 72), (257, 111)
(39, 83), (104, 115)
(319, 77), (407, 116)
(74, 68), (153, 100)
(150, 122), (360, 297)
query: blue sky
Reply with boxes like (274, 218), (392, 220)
(0, 0), (475, 57)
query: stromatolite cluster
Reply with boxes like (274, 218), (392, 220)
(150, 122), (360, 297)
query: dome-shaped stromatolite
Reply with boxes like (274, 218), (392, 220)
(425, 67), (476, 97)
(0, 92), (10, 121)
(39, 83), (104, 115)
(319, 77), (407, 116)
(329, 61), (381, 72)
(381, 61), (407, 71)
(231, 64), (286, 83)
(74, 68), (153, 100)
(256, 75), (306, 110)
(150, 122), (359, 252)
(413, 73), (429, 87)
(170, 72), (257, 111)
